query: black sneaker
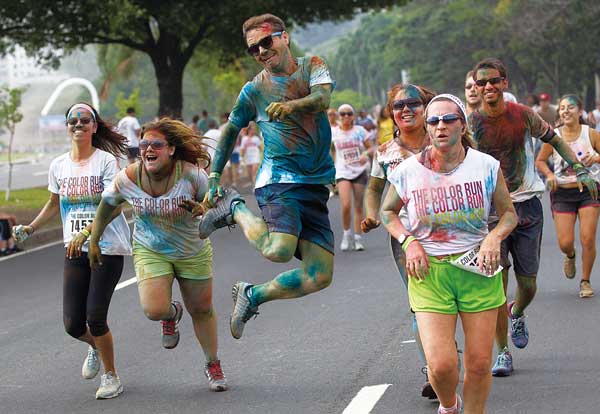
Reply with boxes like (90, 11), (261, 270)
(421, 366), (437, 400)
(198, 188), (244, 239)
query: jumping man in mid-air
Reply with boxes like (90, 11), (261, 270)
(193, 13), (336, 340)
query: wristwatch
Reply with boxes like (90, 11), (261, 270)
(397, 233), (409, 244)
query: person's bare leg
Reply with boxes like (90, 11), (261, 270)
(461, 308), (498, 414)
(179, 278), (218, 361)
(578, 207), (599, 281)
(415, 312), (459, 409)
(137, 275), (176, 320)
(495, 268), (509, 350)
(93, 331), (117, 374)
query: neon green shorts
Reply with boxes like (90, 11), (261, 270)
(133, 240), (213, 282)
(408, 254), (505, 314)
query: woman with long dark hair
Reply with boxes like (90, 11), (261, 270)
(535, 94), (600, 298)
(13, 102), (131, 399)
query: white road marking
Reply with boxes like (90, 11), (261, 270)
(342, 384), (391, 414)
(115, 276), (136, 291)
(401, 339), (416, 344)
(0, 240), (63, 262)
(33, 171), (48, 176)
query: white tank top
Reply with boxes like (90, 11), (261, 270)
(102, 161), (209, 259)
(387, 148), (500, 256)
(552, 125), (596, 185)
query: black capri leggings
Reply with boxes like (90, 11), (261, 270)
(63, 252), (123, 338)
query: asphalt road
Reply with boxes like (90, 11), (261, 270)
(1, 194), (599, 414)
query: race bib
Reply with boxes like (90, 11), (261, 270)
(67, 211), (95, 235)
(342, 147), (361, 164)
(449, 245), (502, 278)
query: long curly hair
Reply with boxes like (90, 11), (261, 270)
(141, 118), (211, 168)
(64, 102), (128, 158)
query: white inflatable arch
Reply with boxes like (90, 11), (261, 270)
(41, 77), (100, 116)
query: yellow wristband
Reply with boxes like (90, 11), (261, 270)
(401, 235), (416, 252)
(80, 228), (91, 238)
(209, 172), (221, 179)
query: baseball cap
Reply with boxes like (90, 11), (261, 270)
(539, 93), (551, 101)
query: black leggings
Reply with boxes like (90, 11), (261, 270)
(63, 252), (123, 338)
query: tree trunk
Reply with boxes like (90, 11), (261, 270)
(149, 36), (186, 119)
(5, 129), (14, 201)
(154, 63), (185, 119)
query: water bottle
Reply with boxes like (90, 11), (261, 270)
(579, 151), (600, 182)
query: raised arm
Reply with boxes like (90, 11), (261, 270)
(265, 84), (331, 121)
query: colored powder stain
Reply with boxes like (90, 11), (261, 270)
(473, 105), (529, 192)
(276, 269), (304, 290)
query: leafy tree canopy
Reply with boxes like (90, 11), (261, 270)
(0, 0), (405, 117)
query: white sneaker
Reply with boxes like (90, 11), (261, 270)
(82, 346), (100, 379)
(96, 372), (123, 399)
(354, 237), (365, 251)
(340, 233), (353, 251)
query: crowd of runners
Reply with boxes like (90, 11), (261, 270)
(8, 11), (600, 414)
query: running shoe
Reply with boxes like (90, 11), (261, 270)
(204, 360), (228, 392)
(82, 346), (101, 379)
(95, 372), (123, 399)
(508, 301), (529, 349)
(197, 188), (244, 239)
(230, 281), (259, 339)
(563, 250), (576, 279)
(437, 394), (463, 414)
(579, 280), (594, 298)
(421, 366), (437, 400)
(354, 237), (365, 251)
(340, 233), (353, 251)
(161, 301), (183, 349)
(491, 347), (513, 377)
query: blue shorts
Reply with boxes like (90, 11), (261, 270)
(231, 152), (240, 164)
(254, 183), (334, 259)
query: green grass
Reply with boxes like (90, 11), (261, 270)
(0, 186), (51, 211)
(0, 152), (38, 163)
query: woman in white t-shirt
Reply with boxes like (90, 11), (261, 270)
(12, 102), (131, 399)
(240, 123), (263, 184)
(382, 94), (517, 414)
(535, 94), (600, 298)
(361, 83), (438, 398)
(90, 118), (228, 392)
(331, 104), (374, 251)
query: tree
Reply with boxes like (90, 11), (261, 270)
(330, 88), (374, 111)
(115, 88), (141, 119)
(0, 86), (26, 201)
(0, 0), (404, 118)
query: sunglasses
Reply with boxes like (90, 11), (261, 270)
(246, 31), (283, 56)
(139, 139), (168, 151)
(392, 98), (422, 111)
(474, 76), (504, 87)
(67, 117), (93, 126)
(426, 113), (462, 126)
(339, 112), (354, 117)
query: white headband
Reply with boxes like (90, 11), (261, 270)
(67, 103), (97, 122)
(425, 94), (469, 126)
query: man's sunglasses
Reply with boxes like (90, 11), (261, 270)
(474, 76), (504, 87)
(67, 117), (93, 126)
(425, 113), (462, 126)
(339, 111), (354, 117)
(246, 31), (283, 56)
(139, 139), (168, 151)
(392, 98), (422, 111)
